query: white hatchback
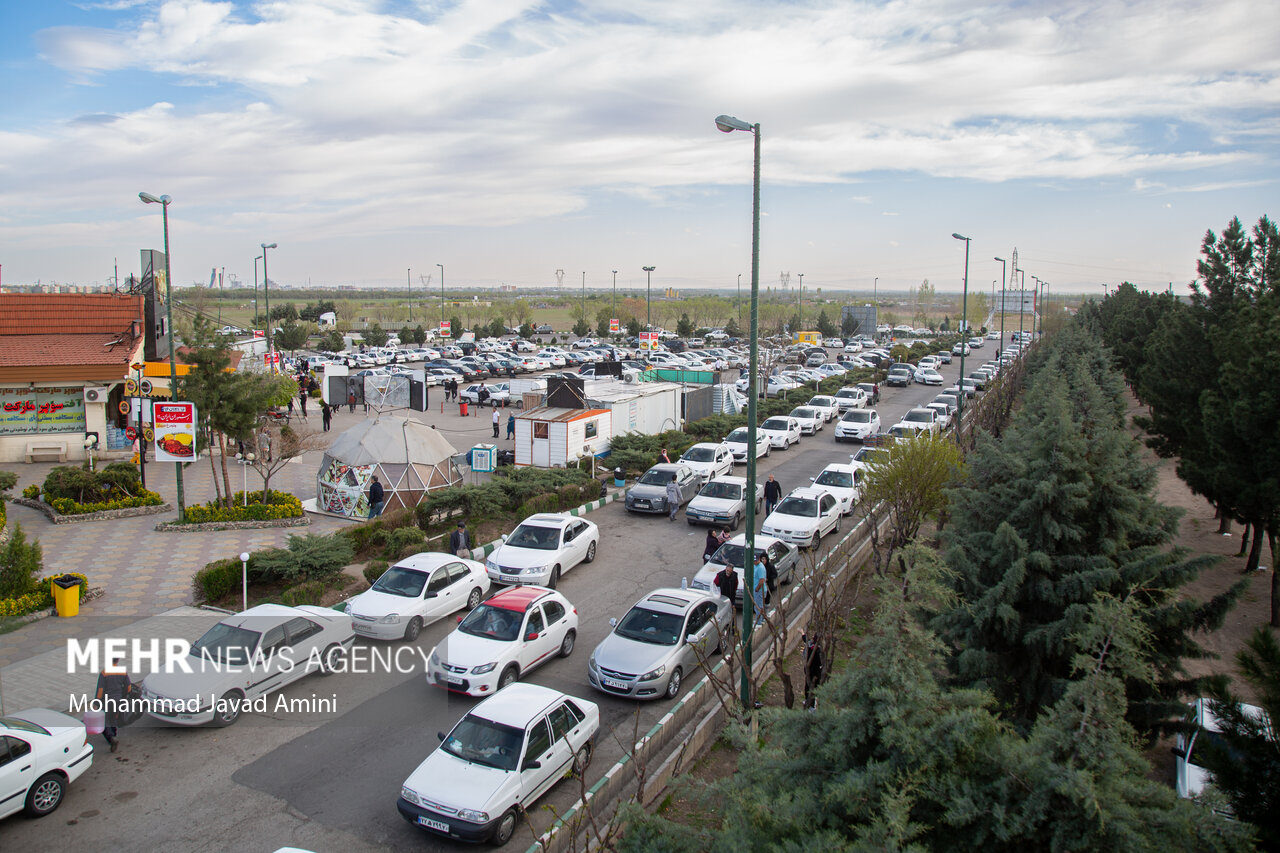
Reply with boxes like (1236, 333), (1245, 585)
(759, 416), (801, 449)
(486, 514), (599, 589)
(789, 407), (824, 435)
(723, 426), (771, 462)
(678, 442), (735, 486)
(806, 396), (840, 422)
(810, 464), (863, 515)
(347, 554), (490, 641)
(835, 408), (881, 442)
(760, 487), (842, 549)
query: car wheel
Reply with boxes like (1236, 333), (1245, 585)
(730, 512), (741, 531)
(664, 667), (683, 700)
(585, 541), (597, 563)
(24, 772), (65, 817)
(572, 741), (594, 777)
(833, 516), (842, 535)
(317, 643), (344, 675)
(467, 586), (483, 609)
(559, 629), (576, 658)
(763, 444), (771, 457)
(687, 516), (698, 526)
(490, 808), (521, 847)
(211, 690), (244, 727)
(548, 566), (561, 589)
(498, 665), (519, 691)
(403, 616), (423, 642)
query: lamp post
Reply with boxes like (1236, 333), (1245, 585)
(240, 551), (251, 613)
(260, 242), (277, 371)
(437, 263), (445, 332)
(1018, 269), (1026, 351)
(83, 434), (97, 472)
(642, 266), (656, 344)
(715, 112), (761, 710)
(581, 271), (586, 334)
(873, 277), (878, 338)
(1031, 276), (1041, 338)
(131, 361), (147, 488)
(797, 273), (804, 334)
(253, 254), (263, 330)
(993, 257), (1006, 354)
(239, 452), (256, 506)
(612, 270), (618, 322)
(952, 234), (971, 441)
(139, 191), (186, 521)
(407, 268), (412, 323)
(737, 273), (742, 325)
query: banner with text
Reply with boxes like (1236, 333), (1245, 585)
(153, 402), (197, 461)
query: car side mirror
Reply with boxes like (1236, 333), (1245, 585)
(609, 617), (618, 628)
(523, 759), (542, 771)
(525, 632), (539, 641)
(686, 634), (699, 644)
(809, 477), (815, 482)
(437, 731), (446, 741)
(425, 591), (437, 598)
(1171, 747), (1186, 759)
(501, 534), (508, 542)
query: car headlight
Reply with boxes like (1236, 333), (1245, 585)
(343, 602), (352, 614)
(429, 649), (440, 667)
(401, 786), (421, 805)
(456, 808), (489, 823)
(639, 664), (666, 681)
(486, 559), (499, 571)
(471, 662), (498, 675)
(379, 613), (401, 624)
(587, 653), (598, 672)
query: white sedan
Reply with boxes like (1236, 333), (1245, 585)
(759, 416), (801, 449)
(486, 513), (599, 589)
(398, 683), (598, 846)
(843, 341), (863, 353)
(789, 407), (825, 435)
(834, 408), (881, 442)
(426, 586), (578, 697)
(0, 709), (94, 819)
(685, 475), (764, 530)
(141, 604), (355, 727)
(678, 442), (735, 485)
(913, 367), (944, 385)
(346, 554), (490, 641)
(806, 395), (841, 422)
(723, 426), (771, 462)
(810, 463), (863, 515)
(760, 486), (842, 549)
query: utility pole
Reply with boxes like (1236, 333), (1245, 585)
(407, 268), (412, 323)
(797, 273), (804, 331)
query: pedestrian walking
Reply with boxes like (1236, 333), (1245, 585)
(492, 407), (500, 438)
(260, 428), (272, 463)
(665, 475), (682, 521)
(287, 396), (295, 416)
(764, 474), (782, 516)
(321, 403), (332, 432)
(449, 521), (471, 556)
(299, 388), (309, 419)
(94, 658), (134, 753)
(478, 386), (490, 409)
(763, 552), (778, 599)
(713, 563), (739, 605)
(348, 391), (357, 414)
(802, 633), (825, 710)
(506, 412), (516, 440)
(752, 555), (767, 627)
(703, 528), (723, 563)
(367, 476), (385, 519)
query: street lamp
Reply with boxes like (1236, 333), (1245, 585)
(952, 233), (971, 441)
(437, 263), (445, 333)
(1031, 275), (1041, 338)
(714, 112), (761, 710)
(994, 257), (1006, 354)
(737, 273), (742, 324)
(1018, 269), (1026, 351)
(581, 271), (586, 334)
(139, 191), (186, 521)
(873, 277), (878, 338)
(260, 242), (277, 371)
(612, 270), (618, 323)
(407, 268), (412, 323)
(240, 551), (251, 613)
(797, 273), (804, 334)
(642, 266), (656, 344)
(239, 452), (256, 506)
(253, 254), (263, 330)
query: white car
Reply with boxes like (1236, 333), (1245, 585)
(723, 426), (771, 462)
(536, 349), (567, 367)
(346, 554), (490, 641)
(832, 386), (869, 411)
(823, 338), (843, 348)
(925, 402), (953, 430)
(759, 416), (801, 449)
(760, 486), (842, 549)
(684, 475), (764, 530)
(835, 408), (881, 442)
(894, 407), (941, 435)
(788, 407), (824, 435)
(426, 586), (578, 697)
(1174, 697), (1265, 802)
(843, 341), (864, 353)
(141, 604), (355, 727)
(398, 683), (599, 845)
(570, 337), (597, 349)
(690, 534), (801, 607)
(806, 395), (841, 422)
(486, 514), (599, 589)
(460, 383), (511, 405)
(0, 708), (94, 819)
(678, 442), (735, 486)
(913, 368), (944, 386)
(810, 463), (863, 515)
(587, 588), (734, 701)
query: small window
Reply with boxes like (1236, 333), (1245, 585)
(524, 718), (552, 767)
(0, 736), (32, 767)
(548, 704), (574, 742)
(533, 422), (549, 440)
(447, 562), (470, 584)
(562, 700), (586, 725)
(284, 617), (322, 645)
(584, 420), (598, 439)
(543, 600), (566, 626)
(427, 569), (451, 594)
(260, 625), (287, 653)
(527, 609), (546, 635)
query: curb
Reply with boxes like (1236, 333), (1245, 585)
(11, 497), (173, 524)
(154, 516), (311, 532)
(2, 586), (106, 628)
(464, 491), (620, 562)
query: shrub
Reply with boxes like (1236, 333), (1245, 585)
(0, 524), (43, 599)
(49, 491), (164, 515)
(280, 580), (327, 607)
(388, 527), (425, 559)
(364, 561), (389, 585)
(0, 571), (85, 621)
(193, 558), (241, 603)
(182, 490), (303, 523)
(0, 471), (17, 493)
(42, 466), (101, 503)
(288, 533), (354, 581)
(248, 547), (297, 582)
(22, 484), (39, 500)
(518, 493), (561, 517)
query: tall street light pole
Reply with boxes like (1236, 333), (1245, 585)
(407, 268), (412, 323)
(952, 234), (971, 442)
(253, 254), (263, 330)
(715, 113), (761, 711)
(642, 266), (655, 342)
(797, 273), (804, 334)
(581, 271), (586, 334)
(139, 191), (186, 521)
(1031, 276), (1041, 338)
(993, 257), (1006, 354)
(437, 263), (445, 333)
(612, 270), (618, 323)
(737, 274), (742, 325)
(1018, 269), (1026, 349)
(261, 242), (277, 370)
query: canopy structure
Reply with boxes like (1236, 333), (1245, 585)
(315, 416), (462, 519)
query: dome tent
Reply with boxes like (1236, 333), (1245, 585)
(316, 416), (462, 519)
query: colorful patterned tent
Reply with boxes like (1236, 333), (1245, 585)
(316, 416), (462, 519)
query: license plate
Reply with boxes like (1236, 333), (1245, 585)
(501, 574), (520, 583)
(634, 500), (649, 507)
(603, 677), (629, 690)
(353, 624), (374, 634)
(418, 816), (449, 832)
(446, 675), (464, 685)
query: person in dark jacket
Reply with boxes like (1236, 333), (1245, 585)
(764, 474), (782, 515)
(712, 563), (739, 605)
(95, 658), (134, 752)
(368, 476), (385, 518)
(703, 528), (723, 563)
(802, 632), (825, 710)
(449, 521), (471, 555)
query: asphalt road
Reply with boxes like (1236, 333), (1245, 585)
(0, 356), (970, 853)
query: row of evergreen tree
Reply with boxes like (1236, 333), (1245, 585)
(617, 310), (1259, 850)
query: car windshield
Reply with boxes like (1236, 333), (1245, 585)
(815, 470), (853, 488)
(505, 524), (560, 550)
(458, 604), (521, 642)
(726, 428), (749, 442)
(835, 390), (856, 399)
(0, 717), (49, 735)
(843, 411), (871, 423)
(371, 566), (430, 598)
(809, 398), (833, 407)
(791, 409), (815, 419)
(682, 447), (715, 462)
(709, 543), (765, 568)
(761, 418), (789, 430)
(441, 714), (524, 771)
(856, 448), (888, 465)
(190, 622), (261, 666)
(905, 410), (932, 423)
(614, 606), (683, 646)
(776, 497), (818, 517)
(699, 481), (742, 500)
(639, 468), (675, 486)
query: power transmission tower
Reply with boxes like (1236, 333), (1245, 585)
(555, 269), (565, 290)
(779, 271), (790, 291)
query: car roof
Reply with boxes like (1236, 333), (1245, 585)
(688, 441), (727, 450)
(487, 586), (555, 613)
(647, 463), (689, 474)
(819, 463), (857, 474)
(786, 486), (830, 500)
(391, 553), (461, 573)
(518, 513), (573, 528)
(632, 588), (713, 616)
(220, 602), (298, 628)
(724, 532), (784, 548)
(469, 683), (576, 728)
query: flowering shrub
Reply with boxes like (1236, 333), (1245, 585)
(182, 491), (303, 523)
(49, 491), (164, 516)
(22, 484), (39, 500)
(0, 571), (86, 620)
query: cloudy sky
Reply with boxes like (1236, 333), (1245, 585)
(2, 0), (1276, 295)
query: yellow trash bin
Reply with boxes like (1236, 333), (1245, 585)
(52, 575), (81, 618)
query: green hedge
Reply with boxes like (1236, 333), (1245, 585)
(182, 490), (303, 523)
(192, 533), (354, 603)
(193, 558), (241, 603)
(363, 561), (389, 585)
(42, 462), (147, 507)
(0, 571), (87, 620)
(411, 467), (594, 531)
(281, 580), (327, 607)
(49, 491), (164, 516)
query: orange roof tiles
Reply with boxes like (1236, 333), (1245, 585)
(0, 335), (139, 368)
(0, 293), (143, 336)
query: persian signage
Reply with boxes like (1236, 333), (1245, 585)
(0, 386), (87, 435)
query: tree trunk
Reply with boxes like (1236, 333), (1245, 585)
(1272, 562), (1280, 629)
(217, 433), (233, 508)
(207, 432), (221, 507)
(1216, 505), (1232, 535)
(1245, 523), (1264, 573)
(1238, 524), (1251, 559)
